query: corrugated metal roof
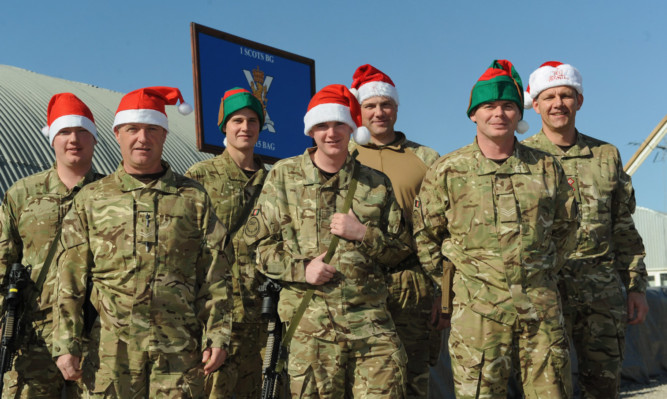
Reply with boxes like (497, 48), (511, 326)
(633, 206), (667, 271)
(0, 64), (212, 197)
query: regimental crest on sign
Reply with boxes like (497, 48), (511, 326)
(244, 66), (275, 133)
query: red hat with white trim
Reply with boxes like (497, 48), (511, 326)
(42, 93), (98, 145)
(523, 61), (583, 109)
(303, 84), (371, 145)
(113, 86), (193, 131)
(350, 64), (399, 105)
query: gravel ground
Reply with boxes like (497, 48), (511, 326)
(621, 374), (667, 399)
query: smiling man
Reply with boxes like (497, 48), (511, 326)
(414, 60), (577, 398)
(247, 84), (413, 398)
(52, 87), (233, 398)
(185, 87), (268, 399)
(348, 65), (442, 398)
(0, 93), (101, 398)
(522, 61), (648, 399)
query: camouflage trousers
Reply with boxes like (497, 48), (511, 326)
(287, 331), (407, 398)
(83, 338), (205, 398)
(1, 342), (82, 399)
(563, 291), (627, 399)
(205, 322), (267, 399)
(449, 306), (572, 399)
(387, 264), (439, 399)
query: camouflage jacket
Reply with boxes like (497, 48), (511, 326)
(51, 162), (233, 358)
(0, 165), (101, 345)
(414, 139), (577, 325)
(246, 148), (413, 340)
(522, 130), (648, 295)
(186, 151), (268, 323)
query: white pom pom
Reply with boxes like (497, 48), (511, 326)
(353, 126), (371, 145)
(223, 137), (228, 147)
(349, 87), (360, 101)
(516, 119), (529, 134)
(178, 102), (193, 115)
(523, 91), (533, 109)
(42, 125), (50, 137)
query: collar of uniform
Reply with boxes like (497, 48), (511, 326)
(215, 150), (266, 183)
(115, 160), (179, 193)
(535, 129), (592, 158)
(357, 131), (407, 151)
(46, 162), (99, 195)
(301, 147), (356, 187)
(473, 137), (531, 176)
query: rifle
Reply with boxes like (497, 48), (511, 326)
(0, 263), (32, 393)
(259, 278), (283, 399)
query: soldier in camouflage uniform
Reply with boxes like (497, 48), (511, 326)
(347, 64), (444, 398)
(52, 87), (233, 398)
(185, 87), (268, 399)
(246, 84), (412, 398)
(0, 93), (101, 398)
(522, 61), (649, 399)
(413, 60), (578, 398)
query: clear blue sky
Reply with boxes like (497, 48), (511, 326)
(2, 0), (667, 212)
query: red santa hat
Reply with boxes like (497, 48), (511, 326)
(350, 64), (399, 105)
(303, 84), (371, 145)
(523, 61), (583, 109)
(42, 93), (98, 145)
(113, 86), (193, 131)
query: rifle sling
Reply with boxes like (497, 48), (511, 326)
(31, 229), (61, 303)
(275, 161), (359, 373)
(229, 184), (262, 280)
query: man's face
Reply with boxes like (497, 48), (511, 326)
(308, 121), (352, 159)
(532, 86), (583, 133)
(52, 127), (96, 169)
(470, 100), (520, 141)
(223, 108), (260, 152)
(114, 123), (167, 174)
(360, 96), (397, 141)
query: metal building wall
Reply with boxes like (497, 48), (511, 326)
(633, 206), (667, 284)
(0, 64), (212, 196)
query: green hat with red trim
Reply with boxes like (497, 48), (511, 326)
(217, 87), (265, 133)
(467, 59), (529, 133)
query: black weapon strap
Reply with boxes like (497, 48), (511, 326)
(275, 160), (359, 373)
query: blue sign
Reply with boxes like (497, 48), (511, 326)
(191, 23), (315, 162)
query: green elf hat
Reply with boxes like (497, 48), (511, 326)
(467, 59), (529, 134)
(217, 87), (265, 134)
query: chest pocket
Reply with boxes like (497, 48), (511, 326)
(447, 175), (494, 250)
(576, 158), (614, 224)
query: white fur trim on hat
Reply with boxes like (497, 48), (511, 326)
(356, 81), (399, 106)
(47, 115), (98, 145)
(303, 103), (357, 136)
(523, 90), (533, 109)
(528, 63), (583, 102)
(113, 109), (169, 131)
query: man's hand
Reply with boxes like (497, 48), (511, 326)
(305, 252), (336, 285)
(431, 296), (451, 330)
(330, 209), (366, 242)
(202, 347), (227, 375)
(627, 291), (649, 325)
(56, 354), (82, 381)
